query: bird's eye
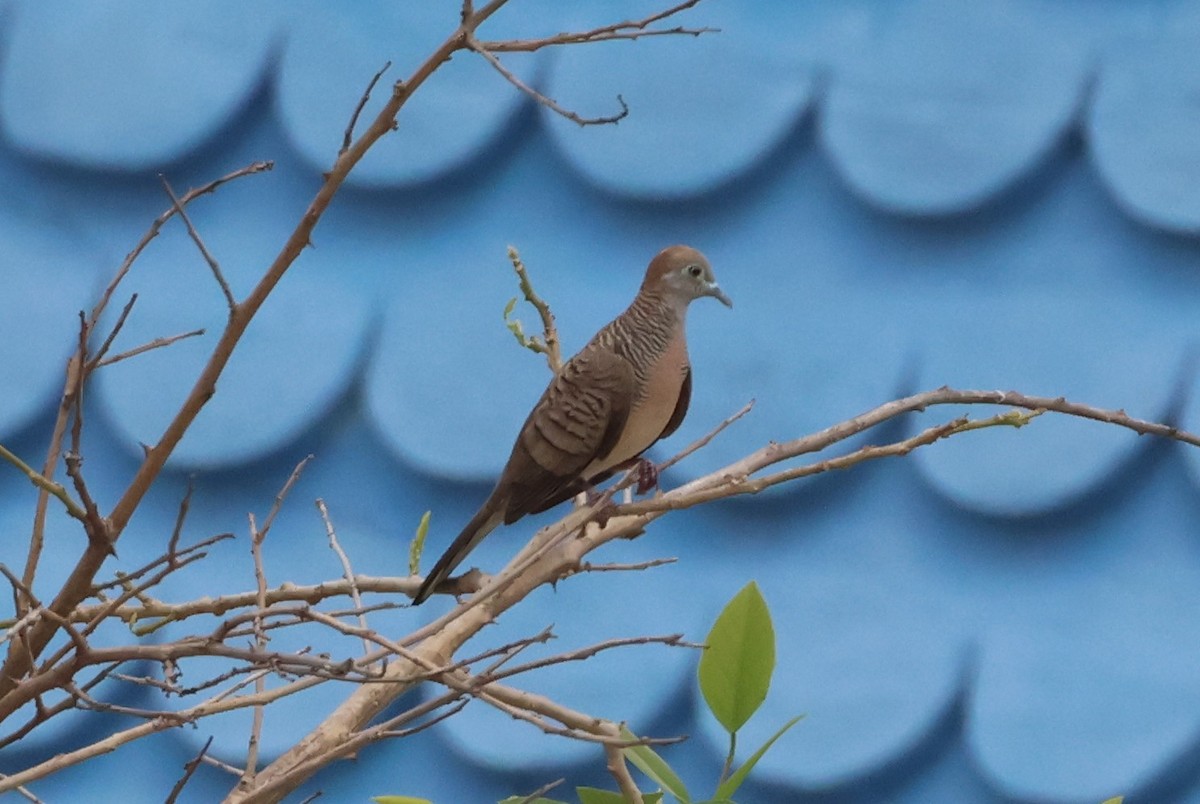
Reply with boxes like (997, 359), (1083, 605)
(686, 264), (702, 278)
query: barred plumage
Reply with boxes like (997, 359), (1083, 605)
(412, 245), (731, 604)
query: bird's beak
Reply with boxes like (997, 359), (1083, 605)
(708, 283), (732, 308)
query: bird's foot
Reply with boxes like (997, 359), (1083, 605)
(633, 458), (660, 496)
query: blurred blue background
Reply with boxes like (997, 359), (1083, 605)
(3, 1), (1200, 801)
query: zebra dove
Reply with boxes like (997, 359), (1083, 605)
(412, 245), (730, 605)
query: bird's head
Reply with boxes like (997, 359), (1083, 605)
(643, 245), (732, 309)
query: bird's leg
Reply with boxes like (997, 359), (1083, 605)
(633, 457), (660, 496)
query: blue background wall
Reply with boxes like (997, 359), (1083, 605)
(3, 1), (1200, 801)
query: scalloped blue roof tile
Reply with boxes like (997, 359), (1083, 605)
(0, 201), (103, 438)
(914, 293), (1187, 516)
(966, 468), (1200, 801)
(9, 3), (1200, 802)
(543, 29), (813, 199)
(821, 0), (1087, 215)
(0, 0), (283, 170)
(1181, 372), (1200, 488)
(1088, 29), (1200, 234)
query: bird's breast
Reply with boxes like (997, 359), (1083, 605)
(586, 332), (689, 477)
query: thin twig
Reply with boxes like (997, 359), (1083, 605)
(316, 499), (372, 660)
(89, 531), (231, 595)
(341, 61), (392, 154)
(161, 175), (237, 312)
(0, 443), (85, 521)
(96, 328), (206, 368)
(0, 775), (44, 804)
(481, 0), (713, 52)
(579, 557), (677, 573)
(506, 246), (562, 372)
(86, 293), (137, 370)
(242, 511), (269, 791)
(260, 456), (314, 539)
(657, 399), (754, 473)
(165, 734), (214, 804)
(203, 754), (250, 778)
(88, 161), (272, 331)
(470, 34), (629, 126)
(485, 634), (697, 684)
(517, 778), (566, 804)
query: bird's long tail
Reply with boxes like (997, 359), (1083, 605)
(412, 497), (506, 605)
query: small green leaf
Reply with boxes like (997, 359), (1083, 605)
(576, 788), (663, 804)
(620, 726), (690, 803)
(576, 789), (625, 804)
(408, 510), (431, 576)
(503, 297), (529, 346)
(579, 788), (662, 804)
(1100, 798), (1124, 804)
(714, 715), (803, 799)
(372, 797), (433, 804)
(698, 581), (775, 734)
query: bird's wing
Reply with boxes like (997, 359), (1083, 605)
(657, 365), (691, 441)
(500, 348), (634, 521)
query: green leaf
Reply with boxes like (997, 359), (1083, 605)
(1099, 798), (1124, 804)
(372, 797), (433, 804)
(576, 789), (625, 804)
(408, 510), (431, 576)
(714, 715), (803, 799)
(576, 789), (663, 804)
(503, 297), (528, 346)
(620, 726), (690, 803)
(698, 581), (775, 733)
(576, 788), (661, 804)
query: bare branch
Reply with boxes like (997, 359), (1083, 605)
(506, 246), (562, 371)
(485, 633), (697, 684)
(578, 557), (677, 573)
(517, 778), (565, 804)
(96, 328), (206, 368)
(89, 160), (272, 331)
(0, 443), (86, 522)
(341, 61), (392, 154)
(470, 34), (629, 126)
(480, 1), (714, 52)
(161, 175), (237, 312)
(86, 293), (137, 370)
(165, 735), (214, 804)
(316, 499), (372, 660)
(605, 743), (643, 804)
(0, 774), (44, 804)
(657, 399), (754, 473)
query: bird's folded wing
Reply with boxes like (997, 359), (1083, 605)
(502, 349), (634, 521)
